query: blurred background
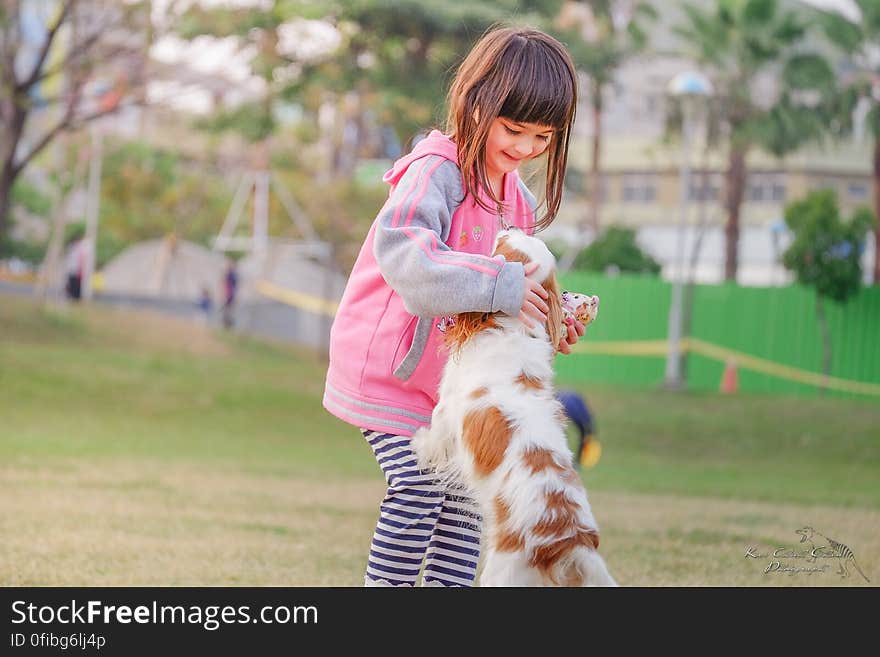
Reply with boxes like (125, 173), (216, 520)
(1, 0), (878, 586)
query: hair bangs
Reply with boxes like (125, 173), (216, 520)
(499, 40), (575, 130)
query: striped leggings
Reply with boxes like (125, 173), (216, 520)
(361, 429), (482, 586)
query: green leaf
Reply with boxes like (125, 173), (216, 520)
(782, 53), (835, 91)
(782, 189), (873, 303)
(743, 0), (777, 26)
(821, 10), (864, 53)
(11, 180), (52, 217)
(573, 227), (661, 275)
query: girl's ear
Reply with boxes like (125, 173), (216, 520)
(472, 106), (480, 123)
(543, 273), (564, 349)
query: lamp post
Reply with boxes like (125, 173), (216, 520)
(664, 71), (713, 390)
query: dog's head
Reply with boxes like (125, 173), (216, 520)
(446, 229), (565, 350)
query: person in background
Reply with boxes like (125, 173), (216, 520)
(197, 286), (214, 324)
(64, 234), (90, 301)
(222, 260), (238, 329)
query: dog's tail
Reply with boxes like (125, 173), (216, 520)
(569, 546), (618, 586)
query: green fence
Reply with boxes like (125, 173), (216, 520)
(556, 271), (880, 399)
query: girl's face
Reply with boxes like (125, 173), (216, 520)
(484, 117), (554, 188)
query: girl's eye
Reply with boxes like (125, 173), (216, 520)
(538, 134), (551, 142)
(504, 126), (521, 135)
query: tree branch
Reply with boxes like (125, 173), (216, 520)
(11, 95), (141, 179)
(1, 2), (21, 88)
(17, 0), (72, 93)
(9, 76), (82, 177)
(30, 38), (140, 90)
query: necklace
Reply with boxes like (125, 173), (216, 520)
(497, 202), (510, 230)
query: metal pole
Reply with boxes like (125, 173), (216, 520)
(664, 101), (693, 389)
(82, 123), (102, 300)
(253, 170), (270, 260)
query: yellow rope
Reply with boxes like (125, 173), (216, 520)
(255, 281), (880, 397)
(255, 279), (338, 317)
(572, 337), (880, 396)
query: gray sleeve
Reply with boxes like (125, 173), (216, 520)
(373, 155), (524, 318)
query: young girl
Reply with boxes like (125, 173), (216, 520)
(323, 25), (582, 586)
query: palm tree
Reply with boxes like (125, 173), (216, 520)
(673, 0), (832, 281)
(555, 0), (656, 241)
(814, 0), (880, 284)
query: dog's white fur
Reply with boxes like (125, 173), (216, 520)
(412, 229), (616, 586)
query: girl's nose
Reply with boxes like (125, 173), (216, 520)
(514, 139), (533, 156)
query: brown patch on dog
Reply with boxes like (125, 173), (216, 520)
(496, 529), (526, 553)
(532, 489), (581, 538)
(529, 530), (601, 582)
(528, 486), (601, 581)
(469, 387), (488, 400)
(533, 513), (576, 539)
(493, 496), (526, 552)
(561, 467), (583, 486)
(493, 235), (530, 265)
(515, 372), (544, 390)
(493, 495), (511, 525)
(544, 489), (581, 516)
(522, 448), (566, 475)
(445, 312), (497, 352)
(542, 273), (564, 350)
(462, 406), (512, 477)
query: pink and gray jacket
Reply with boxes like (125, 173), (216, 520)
(322, 130), (537, 436)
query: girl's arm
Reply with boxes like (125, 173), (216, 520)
(373, 155), (525, 318)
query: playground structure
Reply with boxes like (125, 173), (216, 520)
(81, 163), (345, 352)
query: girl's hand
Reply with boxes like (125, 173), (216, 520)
(557, 316), (585, 355)
(518, 261), (549, 328)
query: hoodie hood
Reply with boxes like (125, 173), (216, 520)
(383, 130), (458, 187)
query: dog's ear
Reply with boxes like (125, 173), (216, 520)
(445, 311), (497, 352)
(543, 273), (564, 349)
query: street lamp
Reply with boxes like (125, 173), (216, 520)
(664, 71), (713, 390)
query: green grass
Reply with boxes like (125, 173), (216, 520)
(560, 370), (880, 508)
(2, 295), (878, 586)
(0, 299), (371, 478)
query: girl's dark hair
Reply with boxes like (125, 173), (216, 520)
(445, 25), (577, 231)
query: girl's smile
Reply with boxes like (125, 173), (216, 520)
(485, 118), (554, 192)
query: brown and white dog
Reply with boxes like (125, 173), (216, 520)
(411, 229), (616, 586)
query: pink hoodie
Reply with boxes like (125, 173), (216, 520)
(322, 131), (537, 436)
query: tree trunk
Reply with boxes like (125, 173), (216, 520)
(0, 166), (13, 243)
(0, 101), (28, 243)
(559, 86), (602, 273)
(723, 145), (747, 282)
(589, 97), (602, 234)
(873, 137), (880, 284)
(815, 293), (831, 396)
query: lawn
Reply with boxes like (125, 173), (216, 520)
(2, 295), (877, 586)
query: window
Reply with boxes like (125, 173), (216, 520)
(688, 173), (722, 202)
(848, 182), (869, 201)
(621, 174), (657, 203)
(748, 174), (786, 203)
